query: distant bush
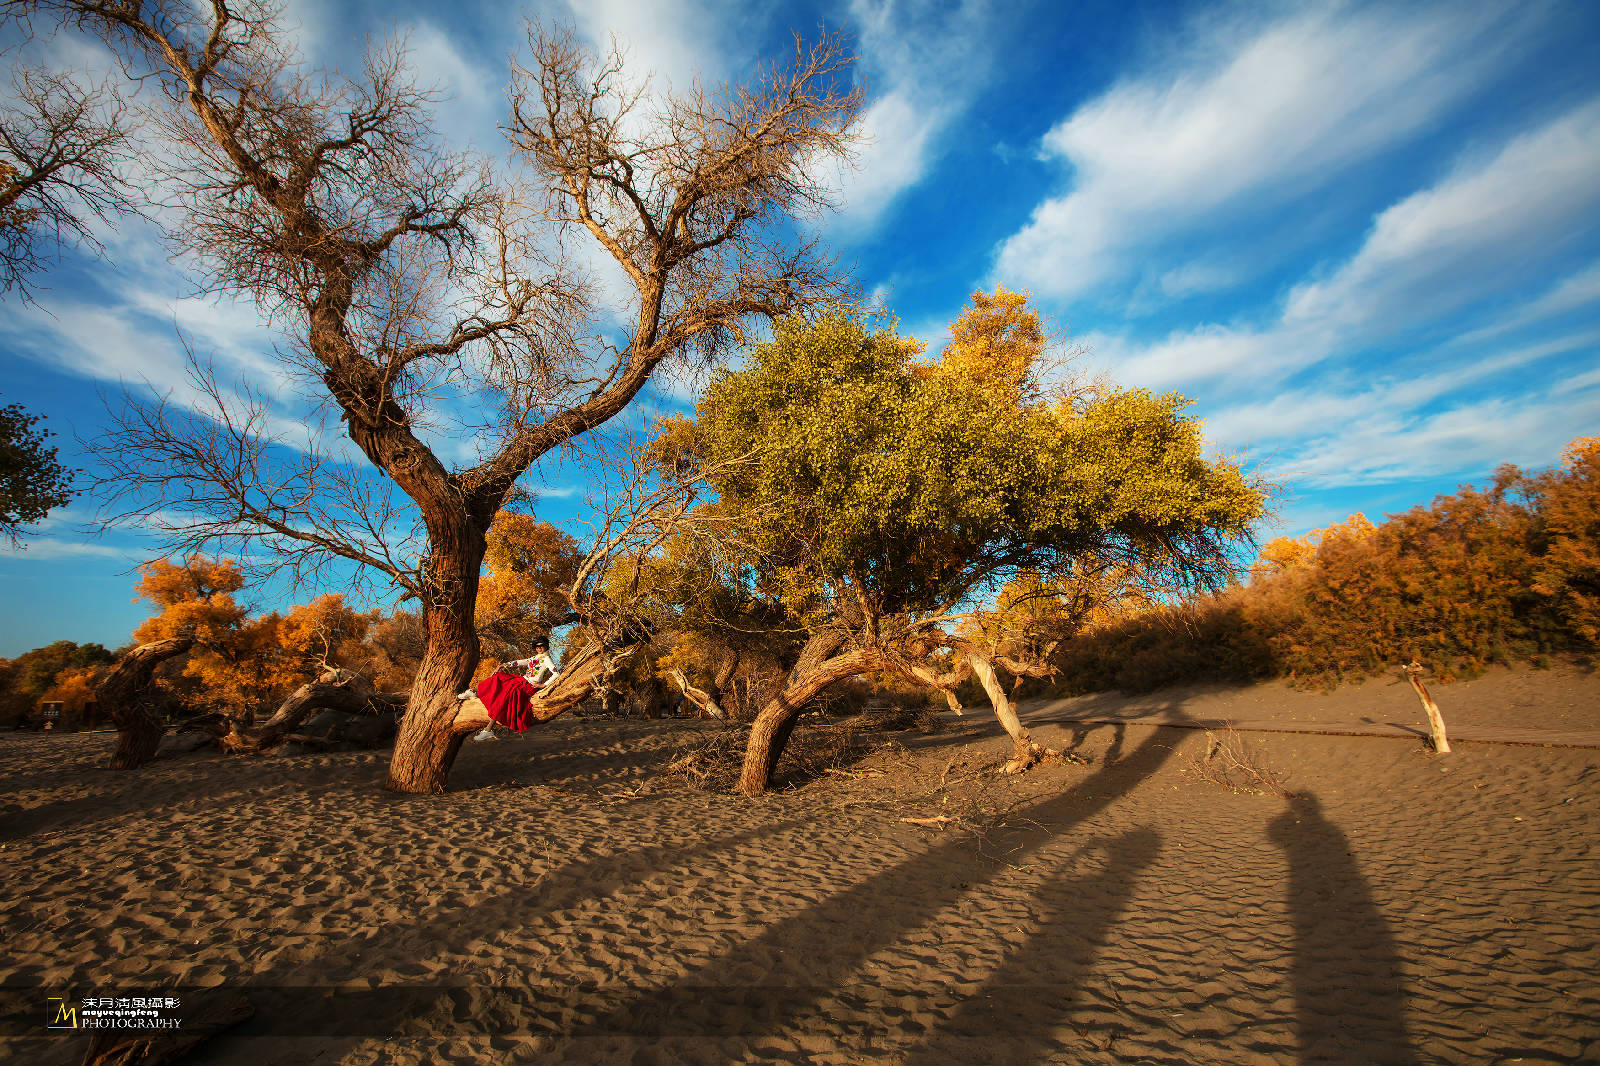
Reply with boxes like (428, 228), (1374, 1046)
(1046, 438), (1599, 694)
(0, 640), (116, 726)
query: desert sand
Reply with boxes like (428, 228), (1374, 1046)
(1, 662), (1597, 1065)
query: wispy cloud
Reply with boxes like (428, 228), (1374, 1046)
(818, 0), (992, 235)
(995, 2), (1531, 302)
(1285, 99), (1600, 338)
(1091, 96), (1600, 395)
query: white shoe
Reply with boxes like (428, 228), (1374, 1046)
(471, 727), (497, 741)
(457, 690), (474, 700)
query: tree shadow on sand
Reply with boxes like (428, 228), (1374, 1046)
(896, 826), (1162, 1064)
(178, 709), (1190, 1062)
(1268, 792), (1421, 1066)
(548, 719), (1185, 1054)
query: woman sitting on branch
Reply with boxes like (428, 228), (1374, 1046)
(463, 638), (561, 741)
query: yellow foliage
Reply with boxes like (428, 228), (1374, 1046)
(129, 556), (376, 720)
(476, 511), (582, 659)
(41, 666), (104, 723)
(131, 555), (248, 646)
(1252, 513), (1375, 582)
(277, 594), (372, 673)
(937, 286), (1046, 403)
(1563, 436), (1600, 470)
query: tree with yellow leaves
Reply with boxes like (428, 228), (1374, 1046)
(130, 557), (375, 723)
(474, 512), (583, 666)
(695, 294), (1266, 791)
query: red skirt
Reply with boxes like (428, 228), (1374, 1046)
(474, 672), (539, 732)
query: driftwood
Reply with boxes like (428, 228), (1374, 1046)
(98, 637), (193, 770)
(1403, 660), (1451, 754)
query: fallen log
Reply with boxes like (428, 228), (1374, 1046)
(446, 640), (630, 737)
(180, 669), (406, 754)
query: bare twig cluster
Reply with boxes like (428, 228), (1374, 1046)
(1182, 727), (1296, 797)
(0, 63), (142, 298)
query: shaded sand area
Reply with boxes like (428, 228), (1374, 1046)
(2, 665), (1597, 1064)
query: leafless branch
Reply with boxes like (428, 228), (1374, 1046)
(0, 64), (142, 298)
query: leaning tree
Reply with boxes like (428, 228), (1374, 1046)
(27, 0), (862, 791)
(691, 295), (1267, 793)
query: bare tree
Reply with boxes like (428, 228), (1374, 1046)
(0, 64), (140, 297)
(28, 0), (862, 792)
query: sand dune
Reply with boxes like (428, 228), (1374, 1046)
(1, 664), (1596, 1064)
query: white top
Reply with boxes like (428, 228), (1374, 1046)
(510, 651), (559, 686)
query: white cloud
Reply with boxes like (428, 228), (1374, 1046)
(816, 0), (992, 235)
(1284, 383), (1600, 487)
(0, 537), (138, 562)
(404, 21), (501, 152)
(823, 88), (951, 230)
(1091, 97), (1600, 396)
(1200, 327), (1600, 452)
(1087, 322), (1300, 392)
(1286, 100), (1600, 335)
(995, 2), (1530, 301)
(553, 0), (752, 92)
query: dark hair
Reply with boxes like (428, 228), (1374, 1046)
(532, 637), (550, 650)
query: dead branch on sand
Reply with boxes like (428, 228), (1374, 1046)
(183, 669), (406, 754)
(1404, 660), (1452, 754)
(1182, 727), (1296, 797)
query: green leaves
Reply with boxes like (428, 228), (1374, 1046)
(696, 305), (1266, 615)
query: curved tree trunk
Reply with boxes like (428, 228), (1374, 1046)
(444, 640), (625, 735)
(1404, 661), (1451, 754)
(968, 652), (1043, 773)
(667, 667), (728, 720)
(218, 671), (402, 754)
(737, 644), (873, 795)
(99, 637), (193, 770)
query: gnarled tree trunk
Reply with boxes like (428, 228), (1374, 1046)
(385, 525), (487, 793)
(99, 637), (192, 770)
(737, 631), (871, 795)
(968, 652), (1042, 772)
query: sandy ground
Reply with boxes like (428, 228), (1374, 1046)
(1, 662), (1597, 1065)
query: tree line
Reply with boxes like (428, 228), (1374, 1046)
(1040, 436), (1600, 696)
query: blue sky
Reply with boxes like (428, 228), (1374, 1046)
(2, 0), (1598, 656)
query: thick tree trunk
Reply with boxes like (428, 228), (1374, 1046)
(98, 638), (193, 770)
(386, 529), (487, 793)
(737, 638), (871, 795)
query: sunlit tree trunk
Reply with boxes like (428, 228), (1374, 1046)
(1404, 661), (1451, 754)
(737, 635), (871, 795)
(967, 651), (1043, 772)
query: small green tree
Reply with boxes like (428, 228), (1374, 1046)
(0, 397), (74, 545)
(694, 298), (1266, 792)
